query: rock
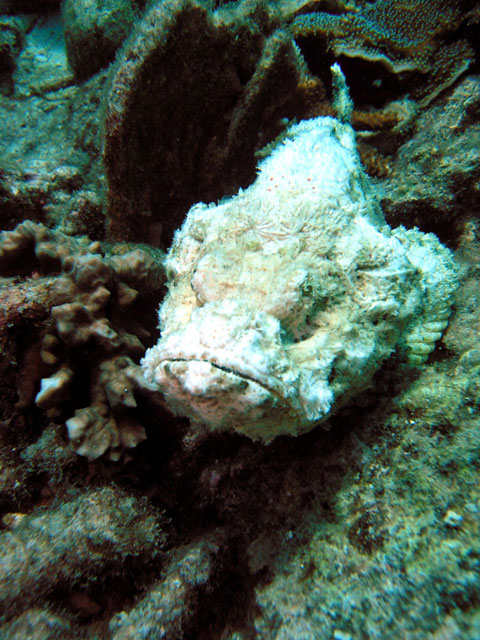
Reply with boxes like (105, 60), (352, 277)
(62, 0), (135, 80)
(377, 76), (480, 237)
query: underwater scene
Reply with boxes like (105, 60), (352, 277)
(0, 0), (479, 637)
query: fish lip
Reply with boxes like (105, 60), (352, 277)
(159, 356), (282, 398)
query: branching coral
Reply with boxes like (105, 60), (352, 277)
(0, 221), (165, 460)
(291, 0), (474, 106)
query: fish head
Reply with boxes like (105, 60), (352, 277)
(142, 299), (333, 440)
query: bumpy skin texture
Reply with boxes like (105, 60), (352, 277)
(142, 115), (458, 442)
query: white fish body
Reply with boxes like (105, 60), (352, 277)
(142, 115), (458, 442)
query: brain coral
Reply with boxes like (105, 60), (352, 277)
(142, 68), (459, 442)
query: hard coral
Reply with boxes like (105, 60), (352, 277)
(0, 221), (165, 461)
(291, 0), (474, 106)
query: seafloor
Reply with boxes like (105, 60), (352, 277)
(0, 1), (479, 638)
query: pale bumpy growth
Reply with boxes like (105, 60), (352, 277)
(142, 71), (458, 442)
(0, 221), (164, 460)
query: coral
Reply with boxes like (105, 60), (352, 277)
(0, 220), (165, 460)
(103, 0), (316, 244)
(0, 226), (477, 640)
(0, 1), (478, 637)
(142, 77), (458, 443)
(62, 0), (135, 80)
(352, 106), (401, 131)
(290, 0), (474, 106)
(0, 486), (165, 619)
(357, 140), (392, 177)
(0, 273), (55, 417)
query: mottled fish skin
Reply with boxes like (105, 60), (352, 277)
(142, 114), (458, 442)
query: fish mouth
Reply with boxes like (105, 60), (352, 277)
(152, 356), (288, 432)
(163, 357), (277, 394)
(153, 339), (297, 400)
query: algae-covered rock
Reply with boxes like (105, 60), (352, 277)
(0, 17), (24, 93)
(0, 487), (165, 617)
(110, 534), (230, 639)
(378, 75), (480, 233)
(62, 0), (135, 79)
(0, 0), (60, 13)
(0, 608), (75, 640)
